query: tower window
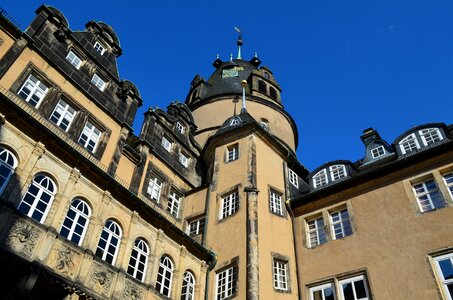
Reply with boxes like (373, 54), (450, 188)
(269, 189), (284, 216)
(288, 169), (299, 188)
(216, 265), (238, 299)
(258, 80), (267, 93)
(269, 86), (277, 100)
(273, 259), (289, 291)
(220, 191), (239, 219)
(226, 144), (239, 162)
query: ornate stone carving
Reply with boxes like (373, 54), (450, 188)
(54, 25), (69, 42)
(88, 265), (114, 297)
(55, 247), (75, 276)
(5, 221), (40, 259)
(122, 280), (143, 300)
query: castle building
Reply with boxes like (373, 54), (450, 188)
(0, 4), (452, 300)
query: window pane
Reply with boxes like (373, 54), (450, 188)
(439, 259), (453, 280)
(354, 280), (367, 298)
(342, 282), (354, 300)
(325, 287), (335, 300)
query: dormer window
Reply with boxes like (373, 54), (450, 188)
(94, 41), (106, 55)
(176, 122), (184, 134)
(329, 165), (347, 182)
(313, 169), (328, 188)
(371, 145), (385, 158)
(66, 50), (82, 69)
(399, 133), (419, 154)
(288, 169), (299, 188)
(91, 74), (106, 91)
(229, 117), (241, 126)
(419, 128), (442, 146)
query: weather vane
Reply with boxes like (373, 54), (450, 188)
(234, 26), (243, 59)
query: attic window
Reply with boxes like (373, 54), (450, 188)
(313, 169), (328, 188)
(94, 41), (106, 55)
(229, 117), (241, 126)
(329, 165), (347, 182)
(371, 146), (385, 158)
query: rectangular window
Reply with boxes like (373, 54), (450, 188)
(91, 74), (106, 91)
(433, 253), (453, 300)
(188, 217), (205, 237)
(443, 173), (453, 198)
(288, 169), (299, 188)
(18, 74), (49, 108)
(269, 189), (283, 216)
(330, 208), (353, 240)
(226, 144), (239, 162)
(94, 41), (106, 55)
(338, 275), (370, 300)
(176, 122), (184, 134)
(49, 99), (76, 131)
(273, 259), (289, 291)
(309, 283), (335, 300)
(216, 266), (237, 300)
(179, 152), (189, 167)
(78, 121), (101, 153)
(167, 190), (181, 217)
(147, 176), (163, 202)
(161, 136), (172, 152)
(307, 216), (327, 247)
(413, 179), (445, 212)
(220, 191), (239, 219)
(66, 50), (82, 69)
(371, 145), (385, 158)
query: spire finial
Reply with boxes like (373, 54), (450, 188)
(241, 80), (247, 113)
(234, 26), (242, 59)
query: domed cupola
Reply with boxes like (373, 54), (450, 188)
(185, 30), (299, 152)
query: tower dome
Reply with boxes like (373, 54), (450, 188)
(185, 54), (299, 152)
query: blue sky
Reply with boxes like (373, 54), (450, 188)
(2, 1), (452, 172)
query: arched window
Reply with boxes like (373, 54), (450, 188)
(95, 219), (122, 265)
(399, 133), (419, 154)
(269, 86), (277, 100)
(0, 147), (18, 196)
(127, 238), (149, 282)
(258, 80), (267, 93)
(18, 174), (56, 223)
(156, 255), (174, 297)
(181, 271), (195, 300)
(313, 169), (328, 188)
(59, 198), (91, 246)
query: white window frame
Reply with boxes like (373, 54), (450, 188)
(176, 122), (185, 134)
(433, 253), (453, 300)
(162, 136), (172, 152)
(17, 174), (56, 224)
(220, 191), (239, 219)
(330, 208), (353, 240)
(188, 217), (205, 237)
(412, 179), (445, 212)
(94, 41), (106, 55)
(313, 169), (328, 188)
(226, 144), (239, 162)
(330, 165), (347, 182)
(371, 145), (385, 158)
(179, 152), (189, 167)
(399, 133), (420, 154)
(338, 275), (370, 300)
(307, 216), (327, 248)
(0, 147), (18, 196)
(288, 168), (299, 188)
(269, 189), (283, 216)
(167, 191), (181, 217)
(91, 73), (106, 91)
(181, 271), (196, 300)
(443, 172), (453, 199)
(273, 259), (289, 291)
(78, 121), (101, 153)
(59, 198), (91, 246)
(49, 99), (76, 132)
(419, 128), (443, 146)
(147, 176), (163, 202)
(18, 74), (49, 108)
(215, 266), (237, 299)
(156, 256), (174, 297)
(309, 282), (335, 300)
(127, 238), (149, 282)
(95, 219), (122, 265)
(66, 50), (82, 69)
